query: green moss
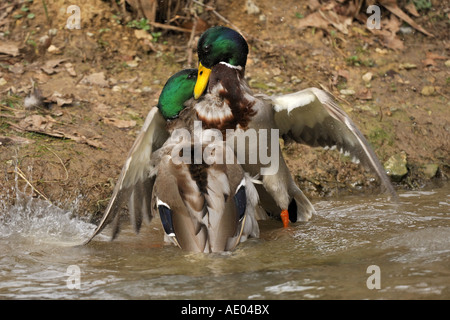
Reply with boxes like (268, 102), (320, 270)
(368, 126), (394, 148)
(1, 94), (22, 109)
(413, 0), (432, 11)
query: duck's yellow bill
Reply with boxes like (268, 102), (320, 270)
(194, 63), (212, 99)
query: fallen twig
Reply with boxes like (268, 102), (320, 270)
(186, 17), (198, 67)
(15, 166), (52, 204)
(149, 21), (192, 33)
(44, 146), (69, 182)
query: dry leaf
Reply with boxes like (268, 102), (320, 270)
(426, 52), (447, 60)
(181, 17), (209, 34)
(0, 42), (20, 57)
(41, 59), (67, 75)
(94, 103), (112, 116)
(338, 69), (350, 80)
(44, 92), (74, 107)
(9, 63), (24, 74)
(14, 114), (104, 149)
(307, 0), (321, 11)
(103, 117), (137, 129)
(56, 131), (105, 149)
(357, 88), (373, 100)
(81, 72), (109, 87)
(64, 63), (77, 77)
(55, 97), (73, 107)
(379, 0), (433, 37)
(20, 115), (55, 131)
(359, 11), (404, 50)
(404, 2), (420, 17)
(0, 135), (34, 146)
(421, 58), (437, 67)
(297, 11), (330, 30)
(324, 11), (353, 34)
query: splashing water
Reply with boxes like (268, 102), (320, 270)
(0, 161), (95, 245)
(0, 191), (94, 245)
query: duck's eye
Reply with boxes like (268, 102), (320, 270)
(203, 44), (211, 53)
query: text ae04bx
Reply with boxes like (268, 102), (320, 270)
(181, 304), (269, 317)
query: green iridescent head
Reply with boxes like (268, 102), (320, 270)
(197, 26), (249, 69)
(157, 69), (198, 119)
(194, 26), (248, 99)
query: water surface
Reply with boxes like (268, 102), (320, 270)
(0, 184), (449, 299)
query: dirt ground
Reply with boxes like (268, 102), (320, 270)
(0, 0), (449, 220)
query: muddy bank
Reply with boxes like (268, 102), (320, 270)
(0, 0), (448, 219)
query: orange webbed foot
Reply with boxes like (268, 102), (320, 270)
(280, 209), (289, 228)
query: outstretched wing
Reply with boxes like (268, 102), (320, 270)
(271, 87), (397, 199)
(84, 107), (170, 244)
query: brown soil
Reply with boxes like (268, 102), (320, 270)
(0, 0), (449, 221)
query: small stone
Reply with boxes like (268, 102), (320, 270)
(384, 151), (408, 181)
(126, 60), (139, 68)
(245, 0), (260, 15)
(399, 26), (413, 34)
(274, 76), (284, 83)
(420, 86), (435, 96)
(340, 89), (355, 96)
(362, 72), (373, 83)
(134, 29), (153, 41)
(47, 45), (60, 53)
(420, 164), (439, 179)
(399, 63), (417, 70)
(272, 67), (281, 76)
(375, 48), (388, 55)
(290, 75), (302, 84)
(0, 77), (7, 86)
(445, 60), (450, 68)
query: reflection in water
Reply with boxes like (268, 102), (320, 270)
(0, 184), (449, 299)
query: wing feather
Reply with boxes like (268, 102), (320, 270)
(84, 107), (169, 244)
(272, 88), (397, 199)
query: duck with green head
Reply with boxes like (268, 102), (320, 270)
(194, 26), (249, 100)
(191, 26), (397, 228)
(84, 68), (260, 252)
(156, 69), (198, 119)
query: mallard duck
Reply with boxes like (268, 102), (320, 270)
(84, 69), (260, 252)
(191, 26), (397, 228)
(153, 140), (260, 252)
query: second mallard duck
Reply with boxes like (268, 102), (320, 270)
(191, 26), (397, 228)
